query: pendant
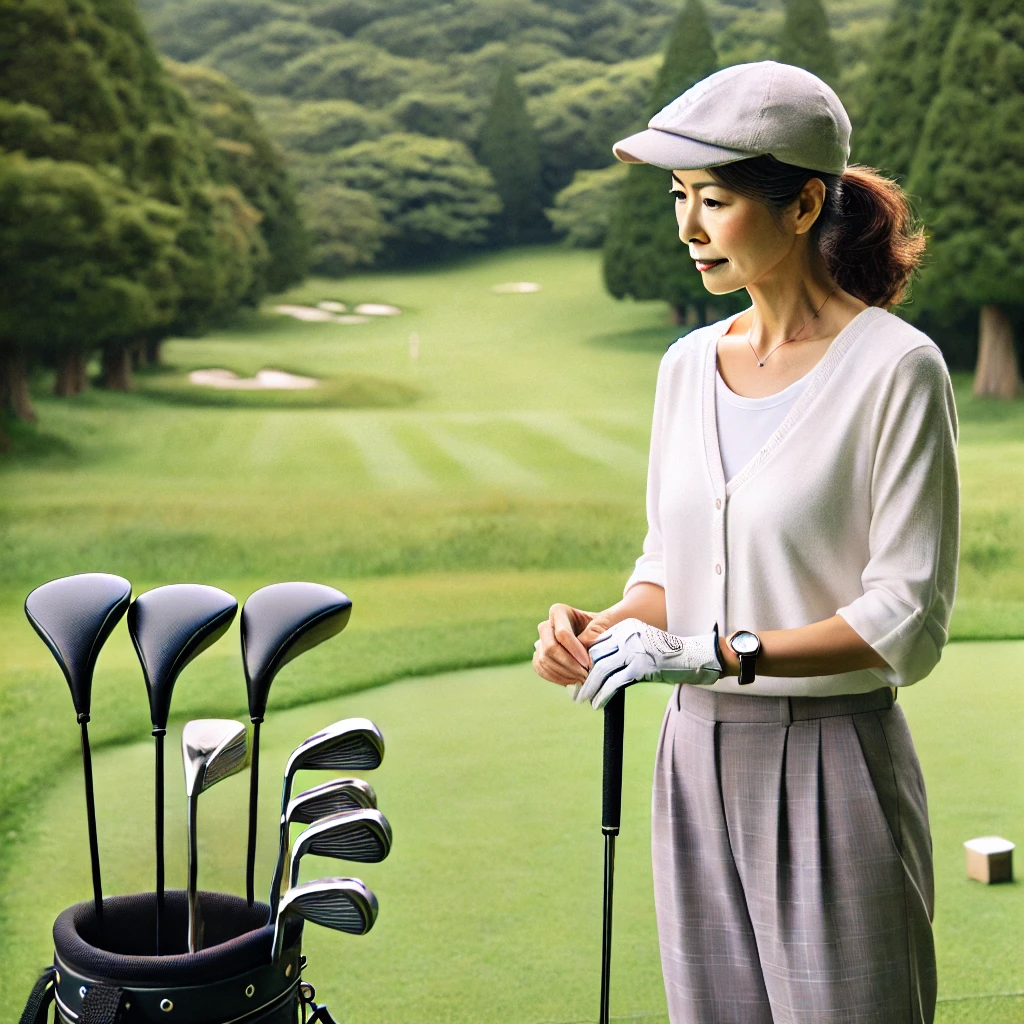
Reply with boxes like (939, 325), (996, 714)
(758, 362), (764, 367)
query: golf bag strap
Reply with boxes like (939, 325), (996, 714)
(18, 967), (56, 1024)
(299, 981), (338, 1024)
(80, 983), (128, 1023)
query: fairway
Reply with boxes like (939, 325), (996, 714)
(2, 247), (1023, 1020)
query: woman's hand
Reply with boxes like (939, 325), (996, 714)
(533, 604), (598, 687)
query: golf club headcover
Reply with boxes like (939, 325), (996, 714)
(241, 583), (352, 722)
(25, 574), (132, 720)
(128, 585), (238, 731)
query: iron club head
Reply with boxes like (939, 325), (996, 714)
(289, 808), (392, 889)
(272, 877), (378, 962)
(286, 778), (377, 825)
(182, 719), (248, 953)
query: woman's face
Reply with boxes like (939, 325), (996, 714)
(669, 168), (821, 295)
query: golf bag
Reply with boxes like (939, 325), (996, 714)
(18, 891), (337, 1024)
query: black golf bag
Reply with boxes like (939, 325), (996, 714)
(18, 891), (337, 1024)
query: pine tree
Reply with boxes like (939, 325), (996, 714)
(907, 0), (1024, 398)
(602, 0), (729, 324)
(852, 0), (923, 179)
(477, 61), (545, 245)
(778, 0), (839, 87)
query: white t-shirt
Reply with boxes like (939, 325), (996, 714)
(715, 367), (813, 484)
(625, 305), (960, 696)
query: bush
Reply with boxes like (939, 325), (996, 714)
(546, 164), (627, 248)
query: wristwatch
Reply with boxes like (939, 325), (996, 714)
(728, 630), (761, 685)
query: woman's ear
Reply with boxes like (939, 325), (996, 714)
(793, 178), (826, 236)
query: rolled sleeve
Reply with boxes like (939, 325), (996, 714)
(837, 346), (960, 687)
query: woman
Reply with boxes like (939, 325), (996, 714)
(533, 62), (959, 1024)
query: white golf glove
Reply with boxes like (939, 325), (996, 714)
(576, 619), (724, 709)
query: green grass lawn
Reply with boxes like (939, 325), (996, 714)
(2, 246), (1023, 1019)
(1, 647), (1021, 1022)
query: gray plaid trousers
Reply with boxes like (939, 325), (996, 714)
(652, 685), (935, 1024)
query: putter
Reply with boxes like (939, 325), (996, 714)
(182, 719), (249, 953)
(25, 573), (132, 924)
(240, 582), (352, 905)
(599, 689), (626, 1024)
(266, 718), (385, 921)
(128, 584), (237, 953)
(288, 808), (392, 889)
(271, 877), (378, 963)
(286, 777), (378, 825)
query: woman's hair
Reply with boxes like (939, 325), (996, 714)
(706, 155), (926, 309)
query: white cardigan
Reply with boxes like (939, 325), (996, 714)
(625, 305), (960, 696)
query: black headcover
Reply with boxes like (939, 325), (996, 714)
(25, 573), (132, 719)
(241, 583), (352, 722)
(128, 585), (238, 731)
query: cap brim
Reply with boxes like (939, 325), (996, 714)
(612, 128), (751, 170)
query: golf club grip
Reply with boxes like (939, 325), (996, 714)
(601, 689), (625, 834)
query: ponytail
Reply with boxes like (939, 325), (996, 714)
(707, 156), (926, 309)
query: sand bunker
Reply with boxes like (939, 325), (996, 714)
(273, 304), (335, 322)
(491, 282), (541, 293)
(317, 300), (347, 312)
(354, 303), (401, 315)
(189, 368), (319, 390)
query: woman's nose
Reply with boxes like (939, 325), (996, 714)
(677, 205), (707, 245)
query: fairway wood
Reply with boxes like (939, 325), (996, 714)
(272, 877), (378, 962)
(129, 583), (238, 952)
(240, 582), (352, 904)
(289, 808), (392, 889)
(286, 777), (377, 825)
(266, 719), (385, 919)
(25, 573), (132, 922)
(182, 719), (249, 952)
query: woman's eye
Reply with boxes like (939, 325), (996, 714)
(670, 190), (685, 202)
(703, 198), (722, 208)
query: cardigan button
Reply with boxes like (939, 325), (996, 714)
(715, 498), (722, 509)
(715, 563), (722, 574)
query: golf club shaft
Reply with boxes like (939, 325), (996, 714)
(246, 720), (261, 906)
(266, 774), (295, 922)
(155, 729), (165, 954)
(187, 793), (201, 953)
(79, 720), (103, 924)
(599, 689), (625, 1024)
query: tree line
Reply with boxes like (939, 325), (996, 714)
(0, 0), (307, 423)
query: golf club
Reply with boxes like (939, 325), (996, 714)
(599, 689), (626, 1024)
(266, 718), (385, 921)
(24, 573), (132, 924)
(240, 582), (352, 905)
(271, 877), (378, 963)
(128, 583), (237, 952)
(182, 719), (249, 953)
(286, 777), (378, 825)
(288, 808), (392, 889)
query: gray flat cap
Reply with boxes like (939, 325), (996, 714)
(613, 61), (851, 175)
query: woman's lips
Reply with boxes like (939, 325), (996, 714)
(695, 258), (727, 272)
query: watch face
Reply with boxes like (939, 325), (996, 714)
(731, 631), (759, 655)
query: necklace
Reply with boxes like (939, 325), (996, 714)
(745, 286), (836, 367)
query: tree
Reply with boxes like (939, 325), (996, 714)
(907, 0), (1024, 398)
(476, 61), (545, 243)
(852, 0), (923, 179)
(546, 164), (627, 248)
(321, 133), (501, 263)
(603, 0), (733, 324)
(778, 0), (839, 87)
(167, 61), (308, 295)
(303, 183), (385, 275)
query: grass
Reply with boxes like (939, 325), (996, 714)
(1, 646), (1020, 1021)
(1, 245), (1023, 1018)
